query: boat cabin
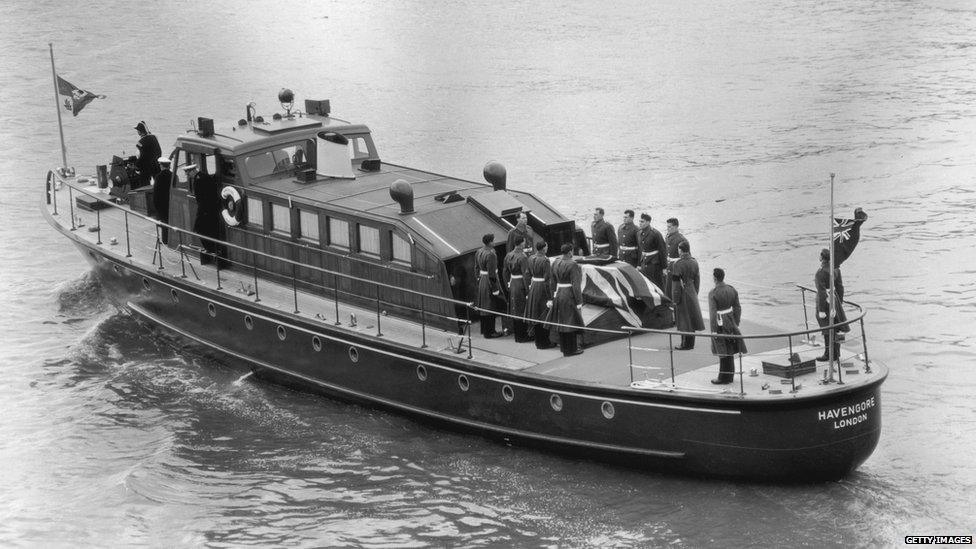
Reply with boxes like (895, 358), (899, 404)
(160, 97), (578, 330)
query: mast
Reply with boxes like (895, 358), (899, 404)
(828, 172), (836, 382)
(49, 43), (68, 171)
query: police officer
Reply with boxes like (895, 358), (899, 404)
(590, 207), (618, 257)
(617, 209), (639, 267)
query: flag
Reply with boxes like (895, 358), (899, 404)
(56, 75), (105, 116)
(832, 207), (867, 266)
(554, 259), (670, 330)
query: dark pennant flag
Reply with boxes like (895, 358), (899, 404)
(56, 75), (105, 116)
(832, 207), (868, 266)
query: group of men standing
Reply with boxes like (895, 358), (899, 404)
(474, 213), (585, 356)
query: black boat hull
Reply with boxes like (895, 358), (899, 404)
(75, 238), (885, 482)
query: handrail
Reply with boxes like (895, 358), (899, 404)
(57, 178), (466, 308)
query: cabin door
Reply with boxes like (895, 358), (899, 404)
(165, 147), (224, 252)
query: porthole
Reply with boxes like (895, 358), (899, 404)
(170, 289), (179, 303)
(244, 315), (253, 330)
(417, 365), (427, 381)
(601, 401), (615, 420)
(458, 374), (469, 392)
(312, 336), (322, 352)
(348, 346), (359, 363)
(550, 394), (563, 412)
(277, 325), (287, 341)
(208, 303), (217, 317)
(142, 277), (150, 290)
(502, 385), (514, 402)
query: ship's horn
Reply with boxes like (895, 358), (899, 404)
(483, 161), (507, 191)
(390, 179), (414, 214)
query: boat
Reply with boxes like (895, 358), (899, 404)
(42, 90), (887, 481)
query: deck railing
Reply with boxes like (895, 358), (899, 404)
(48, 171), (871, 392)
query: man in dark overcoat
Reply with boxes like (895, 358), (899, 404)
(525, 241), (556, 349)
(637, 213), (667, 290)
(590, 207), (618, 257)
(506, 211), (535, 254)
(153, 156), (173, 245)
(548, 243), (584, 356)
(815, 248), (847, 363)
(475, 233), (503, 338)
(503, 235), (532, 342)
(189, 164), (221, 265)
(664, 217), (688, 298)
(134, 121), (161, 189)
(617, 209), (640, 267)
(708, 268), (746, 384)
(671, 240), (704, 350)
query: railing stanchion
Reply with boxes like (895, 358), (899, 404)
(799, 286), (810, 342)
(154, 225), (163, 271)
(333, 273), (341, 325)
(860, 317), (871, 373)
(467, 320), (473, 359)
(627, 331), (634, 383)
(178, 232), (187, 278)
(788, 335), (796, 393)
(124, 211), (132, 257)
(837, 325), (844, 384)
(420, 295), (428, 348)
(375, 285), (383, 337)
(50, 174), (59, 216)
(668, 333), (676, 385)
(215, 255), (222, 290)
(96, 208), (102, 245)
(738, 353), (745, 395)
(292, 263), (299, 314)
(68, 186), (75, 230)
(253, 264), (260, 302)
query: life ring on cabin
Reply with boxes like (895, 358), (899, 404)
(221, 186), (243, 226)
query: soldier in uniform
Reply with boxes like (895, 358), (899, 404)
(548, 243), (584, 356)
(617, 209), (640, 267)
(506, 211), (535, 254)
(475, 233), (503, 338)
(153, 157), (173, 245)
(815, 248), (847, 363)
(503, 235), (532, 342)
(525, 241), (557, 349)
(708, 268), (746, 384)
(671, 240), (704, 350)
(590, 207), (618, 257)
(134, 121), (161, 189)
(664, 217), (688, 298)
(637, 213), (667, 289)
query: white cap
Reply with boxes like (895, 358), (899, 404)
(158, 156), (171, 165)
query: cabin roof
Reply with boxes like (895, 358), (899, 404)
(250, 163), (569, 259)
(175, 114), (370, 156)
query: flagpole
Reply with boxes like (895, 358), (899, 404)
(827, 172), (836, 382)
(49, 42), (68, 171)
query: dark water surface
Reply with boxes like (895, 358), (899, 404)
(1, 0), (974, 546)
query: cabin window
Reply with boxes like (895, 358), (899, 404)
(271, 203), (290, 235)
(358, 225), (380, 257)
(392, 232), (411, 265)
(329, 217), (349, 249)
(247, 197), (264, 228)
(350, 137), (371, 160)
(243, 141), (311, 179)
(299, 210), (319, 243)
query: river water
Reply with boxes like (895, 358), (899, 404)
(1, 0), (974, 546)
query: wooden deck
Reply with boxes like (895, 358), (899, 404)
(48, 178), (880, 399)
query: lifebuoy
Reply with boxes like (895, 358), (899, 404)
(221, 186), (243, 226)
